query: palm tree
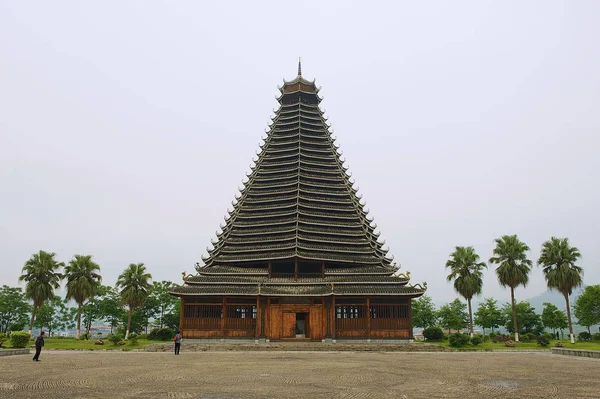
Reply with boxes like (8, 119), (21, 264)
(538, 237), (583, 344)
(445, 246), (487, 337)
(116, 263), (152, 339)
(18, 250), (64, 335)
(64, 255), (102, 339)
(489, 234), (532, 342)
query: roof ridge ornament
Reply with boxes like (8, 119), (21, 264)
(298, 57), (302, 76)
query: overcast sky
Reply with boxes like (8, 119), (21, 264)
(1, 1), (598, 306)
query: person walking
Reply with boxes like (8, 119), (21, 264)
(32, 331), (45, 361)
(174, 330), (182, 355)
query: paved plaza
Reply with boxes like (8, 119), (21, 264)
(0, 350), (598, 398)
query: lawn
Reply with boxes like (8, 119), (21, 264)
(429, 339), (600, 351)
(0, 337), (167, 351)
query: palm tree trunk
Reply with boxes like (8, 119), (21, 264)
(76, 304), (82, 340)
(564, 293), (574, 344)
(510, 286), (519, 342)
(467, 298), (474, 337)
(126, 307), (132, 339)
(28, 305), (38, 336)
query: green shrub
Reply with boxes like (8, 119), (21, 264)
(543, 332), (555, 341)
(422, 327), (444, 341)
(492, 334), (510, 343)
(578, 331), (591, 341)
(127, 333), (138, 345)
(537, 336), (550, 347)
(521, 333), (536, 342)
(470, 336), (483, 346)
(148, 328), (174, 341)
(10, 331), (31, 348)
(137, 333), (148, 340)
(592, 333), (600, 342)
(0, 332), (7, 348)
(488, 332), (498, 339)
(449, 333), (470, 348)
(107, 333), (123, 346)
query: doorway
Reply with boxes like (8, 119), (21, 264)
(295, 313), (309, 338)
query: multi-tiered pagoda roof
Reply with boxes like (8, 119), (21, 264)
(172, 64), (425, 298)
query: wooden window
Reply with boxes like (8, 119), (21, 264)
(369, 304), (410, 330)
(183, 304), (222, 330)
(335, 305), (368, 331)
(225, 305), (257, 330)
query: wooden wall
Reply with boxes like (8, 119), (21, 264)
(181, 296), (413, 340)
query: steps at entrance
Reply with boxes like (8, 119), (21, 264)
(145, 341), (448, 352)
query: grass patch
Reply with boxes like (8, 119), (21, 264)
(0, 337), (167, 351)
(428, 339), (600, 351)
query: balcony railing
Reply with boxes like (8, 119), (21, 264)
(269, 273), (323, 279)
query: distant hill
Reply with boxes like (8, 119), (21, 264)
(524, 287), (584, 313)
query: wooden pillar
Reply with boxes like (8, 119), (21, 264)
(179, 298), (184, 334)
(408, 298), (413, 339)
(366, 298), (371, 339)
(321, 261), (325, 278)
(268, 262), (272, 278)
(256, 296), (260, 338)
(332, 295), (336, 339)
(294, 258), (298, 281)
(221, 296), (227, 336)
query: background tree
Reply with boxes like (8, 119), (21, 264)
(412, 295), (438, 329)
(489, 234), (532, 342)
(574, 285), (600, 334)
(55, 299), (77, 334)
(33, 296), (65, 336)
(474, 297), (505, 335)
(437, 298), (469, 333)
(117, 263), (152, 339)
(96, 286), (125, 333)
(502, 301), (542, 335)
(0, 285), (32, 333)
(64, 254), (102, 339)
(147, 281), (180, 329)
(81, 285), (111, 338)
(138, 292), (159, 334)
(18, 250), (64, 335)
(541, 302), (568, 336)
(538, 237), (583, 344)
(445, 246), (486, 336)
(162, 299), (181, 331)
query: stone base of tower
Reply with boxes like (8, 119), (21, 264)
(180, 296), (413, 341)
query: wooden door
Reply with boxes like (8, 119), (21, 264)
(268, 305), (282, 340)
(283, 312), (296, 338)
(309, 305), (324, 340)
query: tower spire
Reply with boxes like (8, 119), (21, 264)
(298, 57), (302, 76)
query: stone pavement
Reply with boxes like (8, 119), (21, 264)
(0, 350), (598, 398)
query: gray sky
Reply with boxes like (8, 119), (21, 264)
(1, 1), (598, 306)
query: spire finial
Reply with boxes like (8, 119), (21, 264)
(298, 57), (302, 76)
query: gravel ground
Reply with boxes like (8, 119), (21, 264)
(0, 350), (598, 398)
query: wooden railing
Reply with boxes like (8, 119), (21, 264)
(183, 304), (222, 330)
(335, 304), (410, 331)
(224, 305), (257, 330)
(183, 304), (257, 331)
(270, 273), (323, 279)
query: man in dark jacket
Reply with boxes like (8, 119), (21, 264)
(174, 330), (182, 355)
(32, 331), (45, 361)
